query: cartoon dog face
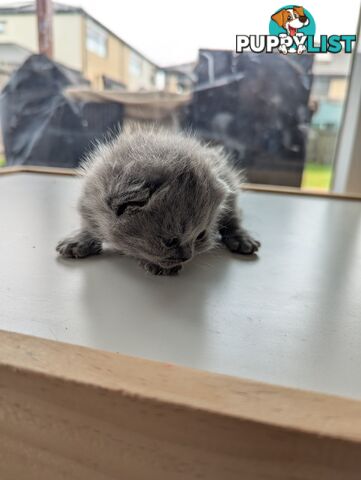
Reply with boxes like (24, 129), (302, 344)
(271, 6), (309, 36)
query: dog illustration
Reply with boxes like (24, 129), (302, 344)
(271, 6), (309, 54)
(271, 6), (309, 36)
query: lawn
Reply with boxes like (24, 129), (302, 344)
(0, 154), (5, 167)
(301, 162), (332, 191)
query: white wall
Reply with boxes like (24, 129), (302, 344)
(53, 14), (83, 71)
(0, 14), (38, 51)
(0, 13), (83, 71)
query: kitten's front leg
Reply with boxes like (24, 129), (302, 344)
(139, 260), (182, 276)
(219, 197), (260, 255)
(56, 230), (102, 259)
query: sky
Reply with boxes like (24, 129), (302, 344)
(1, 0), (360, 65)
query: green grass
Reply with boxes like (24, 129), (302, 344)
(0, 154), (5, 167)
(302, 163), (332, 191)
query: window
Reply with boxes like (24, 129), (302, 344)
(0, 1), (359, 196)
(129, 51), (142, 76)
(155, 70), (166, 90)
(328, 79), (347, 101)
(86, 19), (107, 58)
(312, 77), (330, 99)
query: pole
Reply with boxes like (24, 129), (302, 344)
(36, 0), (53, 58)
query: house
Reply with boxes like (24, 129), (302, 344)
(310, 53), (352, 128)
(163, 62), (196, 93)
(0, 42), (85, 90)
(306, 52), (355, 164)
(0, 43), (33, 89)
(0, 1), (171, 92)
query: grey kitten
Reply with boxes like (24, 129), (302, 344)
(56, 127), (260, 275)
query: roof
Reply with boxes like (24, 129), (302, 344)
(0, 42), (33, 54)
(0, 48), (88, 84)
(163, 62), (197, 80)
(0, 42), (33, 69)
(0, 1), (160, 69)
(0, 1), (81, 14)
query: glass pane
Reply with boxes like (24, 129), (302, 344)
(303, 51), (354, 190)
(0, 0), (360, 192)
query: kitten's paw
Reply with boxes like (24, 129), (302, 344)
(140, 261), (182, 276)
(56, 235), (102, 259)
(222, 233), (261, 255)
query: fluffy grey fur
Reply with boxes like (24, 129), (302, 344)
(56, 127), (260, 275)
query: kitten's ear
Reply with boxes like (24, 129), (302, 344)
(106, 177), (165, 216)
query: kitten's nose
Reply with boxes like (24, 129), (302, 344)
(178, 246), (192, 263)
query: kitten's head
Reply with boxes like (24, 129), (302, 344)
(103, 164), (228, 268)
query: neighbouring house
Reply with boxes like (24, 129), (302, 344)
(0, 1), (179, 92)
(311, 53), (352, 128)
(163, 62), (196, 93)
(306, 52), (354, 164)
(0, 42), (35, 153)
(0, 42), (88, 89)
(0, 43), (32, 89)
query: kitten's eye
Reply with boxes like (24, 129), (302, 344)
(114, 200), (147, 217)
(163, 237), (180, 248)
(196, 230), (206, 241)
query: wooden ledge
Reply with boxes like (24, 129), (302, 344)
(0, 329), (361, 479)
(242, 183), (361, 201)
(1, 165), (360, 200)
(0, 165), (77, 176)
